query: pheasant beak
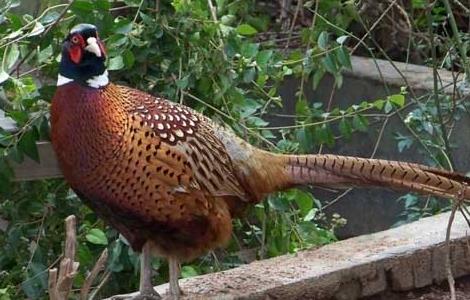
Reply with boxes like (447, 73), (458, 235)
(85, 37), (104, 58)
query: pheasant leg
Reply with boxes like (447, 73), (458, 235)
(168, 257), (183, 299)
(132, 242), (161, 300)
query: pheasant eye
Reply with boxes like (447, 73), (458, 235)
(71, 36), (80, 44)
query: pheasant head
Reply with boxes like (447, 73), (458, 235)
(58, 23), (108, 88)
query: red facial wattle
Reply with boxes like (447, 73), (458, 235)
(68, 33), (86, 64)
(69, 46), (82, 64)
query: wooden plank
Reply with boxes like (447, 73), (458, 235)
(1, 109), (63, 180)
(10, 141), (63, 181)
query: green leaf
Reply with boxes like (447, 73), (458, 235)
(181, 266), (199, 278)
(236, 24), (258, 36)
(339, 118), (352, 139)
(7, 146), (24, 164)
(240, 43), (259, 58)
(352, 115), (368, 132)
(314, 124), (335, 147)
(373, 99), (385, 110)
(86, 228), (108, 245)
(9, 0), (20, 8)
(8, 110), (29, 125)
(256, 50), (273, 67)
(108, 241), (124, 272)
(176, 75), (189, 89)
(256, 73), (268, 87)
(0, 287), (11, 300)
(242, 68), (256, 83)
(268, 196), (289, 212)
(293, 190), (313, 216)
(221, 14), (235, 25)
(0, 71), (9, 84)
(321, 54), (337, 74)
(18, 129), (39, 162)
(5, 44), (19, 69)
(422, 121), (434, 135)
(317, 31), (329, 49)
(96, 0), (111, 10)
(108, 56), (124, 71)
(312, 68), (325, 90)
(303, 208), (317, 221)
(37, 45), (53, 64)
(28, 22), (44, 36)
(336, 35), (348, 45)
(296, 127), (314, 152)
(247, 116), (268, 127)
(0, 158), (13, 193)
(114, 20), (133, 35)
(411, 0), (426, 9)
(296, 221), (319, 244)
(72, 0), (94, 12)
(41, 10), (60, 24)
(107, 34), (128, 48)
(335, 47), (352, 70)
(334, 73), (343, 88)
(122, 49), (135, 68)
(129, 35), (147, 47)
(388, 94), (405, 107)
(398, 140), (412, 152)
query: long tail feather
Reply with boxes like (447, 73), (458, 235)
(281, 154), (470, 200)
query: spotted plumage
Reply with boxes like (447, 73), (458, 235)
(132, 95), (198, 144)
(51, 24), (470, 299)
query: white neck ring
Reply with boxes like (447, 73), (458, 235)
(56, 70), (109, 88)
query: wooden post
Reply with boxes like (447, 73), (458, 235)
(48, 215), (79, 300)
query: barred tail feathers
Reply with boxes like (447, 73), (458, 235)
(252, 151), (470, 201)
(284, 154), (470, 200)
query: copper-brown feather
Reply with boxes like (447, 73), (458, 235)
(52, 82), (470, 262)
(52, 83), (243, 260)
(233, 150), (470, 201)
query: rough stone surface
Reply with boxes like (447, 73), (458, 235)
(107, 212), (470, 300)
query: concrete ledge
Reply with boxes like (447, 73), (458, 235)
(9, 141), (62, 181)
(347, 56), (463, 94)
(0, 110), (62, 181)
(108, 211), (470, 299)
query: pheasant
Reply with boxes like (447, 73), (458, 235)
(51, 24), (470, 299)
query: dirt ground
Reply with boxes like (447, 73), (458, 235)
(366, 275), (470, 300)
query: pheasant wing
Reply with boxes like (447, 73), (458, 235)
(125, 87), (247, 200)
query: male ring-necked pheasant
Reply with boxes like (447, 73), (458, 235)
(51, 24), (470, 299)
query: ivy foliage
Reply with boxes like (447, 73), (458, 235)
(0, 1), (412, 299)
